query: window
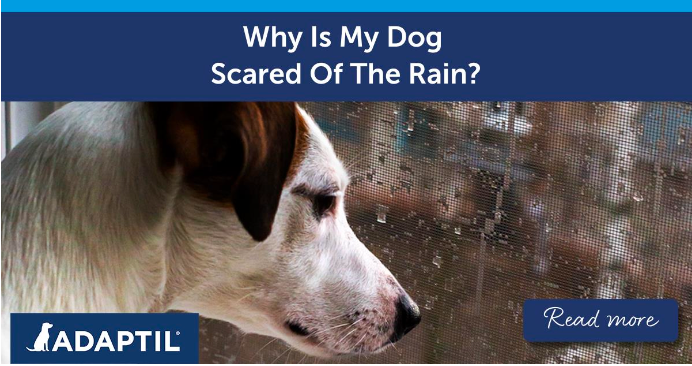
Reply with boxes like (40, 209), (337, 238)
(1, 102), (66, 160)
(200, 102), (691, 363)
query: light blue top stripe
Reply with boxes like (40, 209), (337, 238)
(3, 0), (692, 12)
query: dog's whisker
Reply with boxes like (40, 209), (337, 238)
(355, 332), (368, 348)
(270, 345), (292, 364)
(331, 319), (363, 351)
(354, 332), (369, 359)
(284, 346), (293, 364)
(313, 321), (360, 351)
(328, 318), (361, 342)
(310, 322), (350, 336)
(313, 337), (329, 350)
(336, 327), (359, 347)
(249, 337), (279, 361)
(214, 353), (235, 364)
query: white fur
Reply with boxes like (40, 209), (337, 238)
(1, 102), (414, 361)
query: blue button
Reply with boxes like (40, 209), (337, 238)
(523, 299), (678, 342)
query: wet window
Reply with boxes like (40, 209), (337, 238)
(198, 102), (692, 363)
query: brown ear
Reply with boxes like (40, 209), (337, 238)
(149, 102), (298, 241)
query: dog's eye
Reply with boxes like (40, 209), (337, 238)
(313, 194), (336, 218)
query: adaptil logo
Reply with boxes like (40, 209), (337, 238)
(24, 322), (182, 353)
(11, 313), (198, 364)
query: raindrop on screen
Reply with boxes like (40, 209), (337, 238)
(376, 204), (389, 223)
(632, 191), (644, 202)
(433, 255), (443, 268)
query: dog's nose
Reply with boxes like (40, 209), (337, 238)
(390, 294), (421, 342)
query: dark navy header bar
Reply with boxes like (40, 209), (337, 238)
(523, 299), (679, 342)
(2, 13), (691, 101)
(4, 0), (692, 12)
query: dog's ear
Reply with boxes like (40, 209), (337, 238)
(149, 102), (298, 242)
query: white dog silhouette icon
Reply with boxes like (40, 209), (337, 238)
(26, 322), (53, 352)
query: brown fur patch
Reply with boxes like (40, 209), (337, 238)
(148, 102), (298, 241)
(167, 113), (200, 169)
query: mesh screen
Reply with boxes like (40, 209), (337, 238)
(199, 102), (692, 363)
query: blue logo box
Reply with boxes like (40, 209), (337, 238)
(11, 313), (199, 364)
(523, 299), (678, 342)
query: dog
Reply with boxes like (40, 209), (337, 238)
(26, 322), (53, 352)
(1, 102), (420, 361)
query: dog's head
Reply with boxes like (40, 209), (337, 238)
(151, 102), (420, 357)
(41, 323), (53, 330)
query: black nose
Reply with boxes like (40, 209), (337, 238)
(390, 294), (421, 342)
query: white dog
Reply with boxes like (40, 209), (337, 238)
(1, 102), (420, 361)
(26, 322), (53, 352)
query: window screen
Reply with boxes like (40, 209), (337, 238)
(197, 102), (691, 363)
